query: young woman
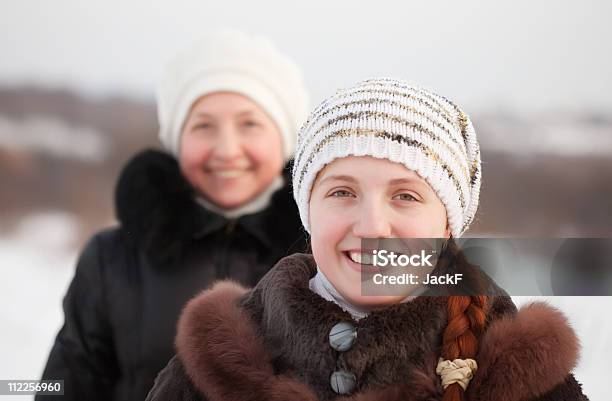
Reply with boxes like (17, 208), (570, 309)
(146, 78), (588, 401)
(37, 30), (310, 401)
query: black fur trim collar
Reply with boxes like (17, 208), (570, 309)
(114, 149), (303, 268)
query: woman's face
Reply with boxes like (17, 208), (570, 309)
(179, 92), (284, 209)
(309, 156), (450, 308)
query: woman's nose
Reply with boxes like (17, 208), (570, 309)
(352, 202), (392, 238)
(213, 127), (242, 160)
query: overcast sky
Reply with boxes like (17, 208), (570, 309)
(1, 0), (611, 112)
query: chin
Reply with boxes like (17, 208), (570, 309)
(198, 186), (249, 208)
(212, 196), (252, 209)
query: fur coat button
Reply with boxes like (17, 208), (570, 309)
(329, 321), (357, 352)
(330, 370), (357, 394)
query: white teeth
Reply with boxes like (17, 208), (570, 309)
(213, 170), (244, 178)
(348, 251), (373, 265)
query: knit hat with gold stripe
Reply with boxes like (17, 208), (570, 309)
(292, 77), (481, 238)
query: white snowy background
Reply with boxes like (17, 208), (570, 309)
(1, 1), (611, 400)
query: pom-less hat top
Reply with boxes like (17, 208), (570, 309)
(157, 29), (309, 160)
(292, 78), (481, 238)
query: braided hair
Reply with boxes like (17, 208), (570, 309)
(438, 238), (488, 401)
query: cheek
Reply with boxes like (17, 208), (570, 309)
(180, 134), (212, 168)
(310, 213), (333, 257)
(309, 202), (355, 282)
(310, 224), (344, 289)
(311, 221), (341, 252)
(310, 202), (342, 259)
(180, 133), (206, 159)
(395, 204), (448, 237)
(243, 134), (283, 170)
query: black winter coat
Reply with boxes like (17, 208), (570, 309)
(146, 253), (589, 401)
(37, 150), (307, 401)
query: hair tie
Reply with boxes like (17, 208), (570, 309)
(436, 358), (478, 390)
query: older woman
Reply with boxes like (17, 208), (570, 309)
(37, 30), (309, 401)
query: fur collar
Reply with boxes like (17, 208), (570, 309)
(114, 149), (302, 268)
(176, 254), (580, 401)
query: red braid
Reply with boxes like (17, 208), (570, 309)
(440, 238), (488, 401)
(441, 295), (486, 401)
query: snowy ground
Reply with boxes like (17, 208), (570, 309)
(0, 213), (79, 400)
(0, 214), (609, 400)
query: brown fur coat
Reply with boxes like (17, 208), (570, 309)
(146, 253), (588, 401)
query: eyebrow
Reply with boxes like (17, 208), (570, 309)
(194, 112), (215, 119)
(388, 177), (426, 186)
(318, 175), (426, 187)
(317, 175), (358, 186)
(194, 110), (256, 119)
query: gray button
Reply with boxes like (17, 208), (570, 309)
(329, 321), (357, 352)
(330, 370), (356, 395)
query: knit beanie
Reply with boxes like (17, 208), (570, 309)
(292, 78), (481, 238)
(157, 29), (309, 160)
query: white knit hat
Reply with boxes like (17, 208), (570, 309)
(292, 78), (481, 238)
(157, 29), (309, 160)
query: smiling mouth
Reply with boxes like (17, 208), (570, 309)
(342, 251), (383, 275)
(345, 251), (374, 265)
(207, 169), (250, 178)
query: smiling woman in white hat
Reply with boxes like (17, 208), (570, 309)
(145, 78), (588, 401)
(37, 29), (310, 401)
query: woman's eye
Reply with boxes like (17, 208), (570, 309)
(194, 123), (213, 130)
(330, 190), (355, 198)
(242, 120), (260, 128)
(393, 193), (417, 202)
